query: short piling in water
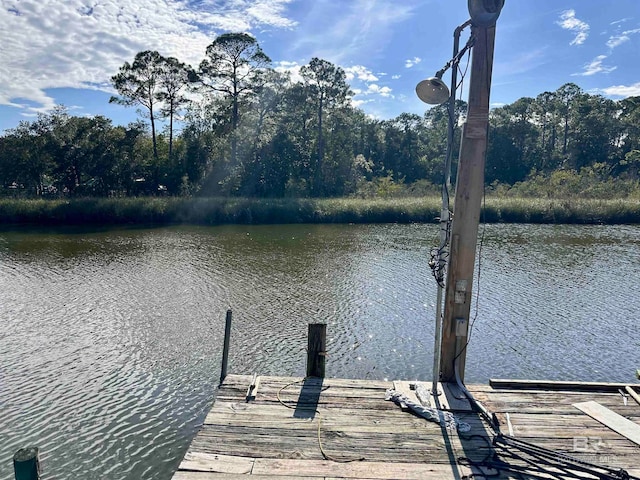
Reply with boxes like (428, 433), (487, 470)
(220, 309), (232, 384)
(306, 323), (327, 378)
(13, 447), (40, 480)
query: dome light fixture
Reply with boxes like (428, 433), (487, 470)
(415, 75), (450, 105)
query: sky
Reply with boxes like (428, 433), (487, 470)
(1, 0), (639, 133)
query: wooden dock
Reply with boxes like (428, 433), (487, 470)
(171, 374), (640, 480)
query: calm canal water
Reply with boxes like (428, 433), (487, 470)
(1, 223), (639, 479)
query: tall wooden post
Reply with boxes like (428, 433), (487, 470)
(219, 309), (232, 384)
(440, 24), (497, 383)
(306, 323), (327, 378)
(13, 447), (40, 480)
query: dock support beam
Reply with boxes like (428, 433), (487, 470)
(440, 21), (498, 383)
(13, 447), (40, 480)
(220, 309), (232, 384)
(307, 323), (326, 378)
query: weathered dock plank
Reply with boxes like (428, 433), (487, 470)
(250, 458), (473, 479)
(173, 474), (319, 480)
(179, 453), (255, 474)
(171, 375), (640, 480)
(574, 400), (640, 446)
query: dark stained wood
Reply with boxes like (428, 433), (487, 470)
(13, 448), (40, 480)
(171, 375), (640, 480)
(307, 324), (327, 378)
(490, 378), (639, 392)
(219, 310), (232, 384)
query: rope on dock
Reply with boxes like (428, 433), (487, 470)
(384, 388), (471, 433)
(276, 378), (365, 463)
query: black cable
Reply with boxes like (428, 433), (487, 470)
(496, 434), (635, 479)
(460, 434), (635, 480)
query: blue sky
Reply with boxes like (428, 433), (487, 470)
(1, 0), (639, 133)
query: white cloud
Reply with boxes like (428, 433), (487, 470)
(278, 61), (393, 105)
(367, 84), (393, 97)
(392, 74), (401, 80)
(349, 80), (394, 108)
(601, 82), (640, 97)
(286, 0), (417, 66)
(274, 60), (303, 83)
(572, 55), (617, 76)
(344, 65), (379, 82)
(352, 98), (373, 108)
(607, 34), (630, 49)
(606, 28), (640, 49)
(247, 0), (298, 28)
(405, 57), (421, 68)
(610, 17), (631, 26)
(0, 0), (297, 113)
(556, 10), (590, 46)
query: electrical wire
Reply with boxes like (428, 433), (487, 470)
(453, 190), (486, 363)
(448, 43), (482, 365)
(429, 29), (475, 290)
(486, 434), (638, 480)
(451, 25), (529, 364)
(426, 22), (636, 480)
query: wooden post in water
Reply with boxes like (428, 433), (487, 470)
(307, 323), (326, 378)
(220, 309), (232, 384)
(440, 3), (502, 383)
(13, 447), (40, 480)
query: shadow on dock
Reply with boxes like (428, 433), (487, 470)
(171, 374), (640, 480)
(292, 377), (325, 420)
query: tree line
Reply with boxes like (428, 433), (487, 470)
(1, 32), (639, 199)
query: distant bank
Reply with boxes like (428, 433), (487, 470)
(1, 196), (639, 226)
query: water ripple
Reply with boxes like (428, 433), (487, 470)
(1, 224), (639, 479)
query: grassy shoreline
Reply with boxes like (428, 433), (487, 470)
(1, 196), (639, 226)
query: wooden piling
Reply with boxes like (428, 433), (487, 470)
(13, 447), (40, 480)
(220, 309), (232, 384)
(440, 22), (498, 383)
(306, 323), (326, 378)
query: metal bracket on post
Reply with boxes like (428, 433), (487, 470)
(246, 373), (260, 402)
(454, 280), (468, 304)
(455, 318), (468, 337)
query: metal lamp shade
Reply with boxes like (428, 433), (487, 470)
(416, 77), (450, 105)
(468, 0), (505, 27)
